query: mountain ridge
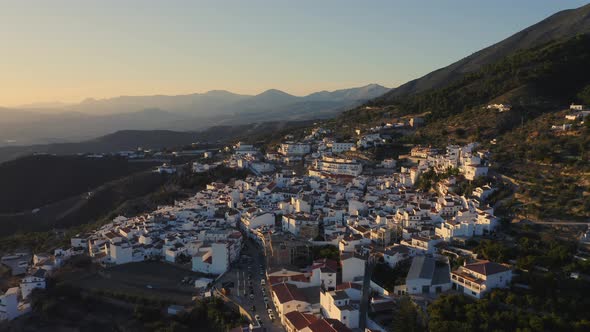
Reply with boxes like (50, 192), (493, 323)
(0, 84), (389, 146)
(377, 3), (590, 102)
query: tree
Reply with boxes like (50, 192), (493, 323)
(392, 296), (425, 332)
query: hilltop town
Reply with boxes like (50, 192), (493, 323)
(3, 111), (587, 332)
(2, 3), (590, 331)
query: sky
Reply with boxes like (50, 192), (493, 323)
(0, 0), (588, 106)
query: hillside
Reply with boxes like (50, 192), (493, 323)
(379, 3), (590, 101)
(344, 33), (590, 126)
(336, 33), (590, 220)
(0, 155), (161, 214)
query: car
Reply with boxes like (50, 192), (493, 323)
(261, 289), (266, 295)
(260, 279), (266, 286)
(146, 285), (153, 289)
(267, 309), (273, 315)
(269, 313), (275, 321)
(249, 294), (254, 300)
(251, 305), (256, 312)
(263, 296), (269, 303)
(254, 314), (261, 321)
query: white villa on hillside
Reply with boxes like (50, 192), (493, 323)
(451, 260), (512, 298)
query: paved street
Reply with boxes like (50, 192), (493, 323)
(218, 238), (284, 332)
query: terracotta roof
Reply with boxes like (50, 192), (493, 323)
(312, 258), (338, 273)
(306, 318), (352, 332)
(284, 311), (318, 330)
(271, 283), (308, 304)
(268, 273), (309, 285)
(463, 260), (510, 276)
(336, 282), (362, 291)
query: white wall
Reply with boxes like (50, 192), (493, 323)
(341, 257), (365, 282)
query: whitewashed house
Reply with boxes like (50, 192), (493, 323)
(451, 260), (512, 299)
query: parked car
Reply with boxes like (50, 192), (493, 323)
(269, 313), (275, 321)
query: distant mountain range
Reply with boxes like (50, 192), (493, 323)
(0, 120), (315, 163)
(377, 3), (590, 102)
(0, 84), (389, 146)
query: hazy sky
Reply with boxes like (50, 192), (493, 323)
(1, 0), (588, 106)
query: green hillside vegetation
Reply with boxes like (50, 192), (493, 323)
(369, 33), (590, 121)
(5, 285), (245, 332)
(492, 111), (590, 220)
(334, 34), (590, 220)
(337, 33), (590, 132)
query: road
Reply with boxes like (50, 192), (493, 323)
(513, 218), (590, 226)
(359, 260), (373, 330)
(217, 238), (284, 332)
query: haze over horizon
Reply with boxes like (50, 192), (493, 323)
(1, 0), (588, 107)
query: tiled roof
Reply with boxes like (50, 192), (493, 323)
(336, 282), (362, 291)
(284, 311), (318, 330)
(271, 283), (308, 304)
(463, 260), (510, 276)
(306, 318), (352, 332)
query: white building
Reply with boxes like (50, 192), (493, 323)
(109, 242), (133, 265)
(383, 244), (414, 269)
(308, 259), (338, 291)
(192, 242), (229, 275)
(20, 269), (47, 299)
(341, 253), (366, 283)
(156, 164), (177, 174)
(193, 162), (217, 173)
(332, 142), (356, 153)
(241, 212), (275, 231)
(404, 256), (452, 295)
(234, 142), (258, 155)
(310, 157), (362, 177)
(451, 260), (512, 299)
(271, 283), (312, 325)
(279, 143), (311, 156)
(0, 287), (29, 321)
(320, 289), (360, 329)
(463, 164), (488, 181)
(381, 159), (397, 169)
